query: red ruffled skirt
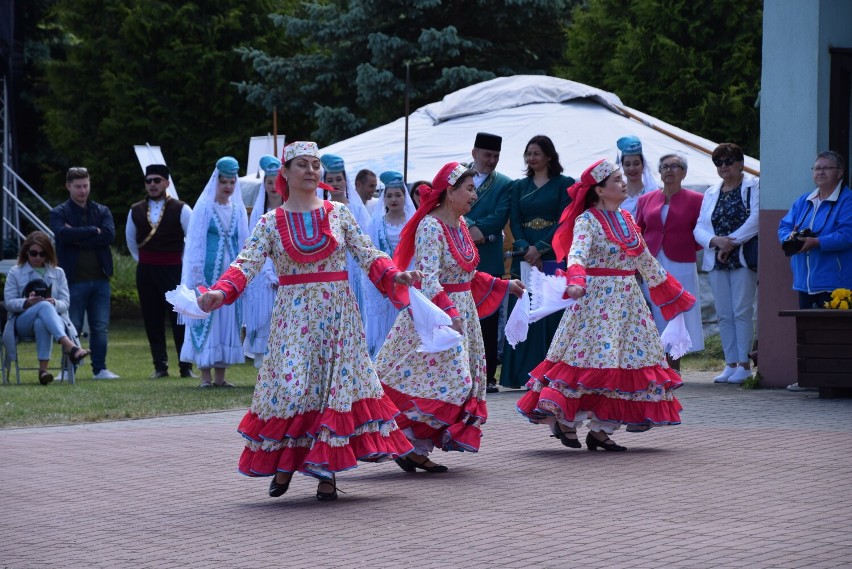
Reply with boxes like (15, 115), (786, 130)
(238, 394), (413, 478)
(517, 360), (683, 428)
(382, 384), (487, 452)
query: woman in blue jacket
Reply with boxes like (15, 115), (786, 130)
(778, 151), (852, 310)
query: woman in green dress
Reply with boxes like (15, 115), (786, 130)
(500, 135), (574, 389)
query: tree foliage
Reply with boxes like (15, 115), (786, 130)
(13, 0), (765, 246)
(560, 0), (762, 157)
(237, 0), (577, 144)
(40, 0), (294, 226)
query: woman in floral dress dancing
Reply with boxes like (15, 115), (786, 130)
(197, 142), (420, 501)
(375, 162), (524, 473)
(516, 159), (695, 451)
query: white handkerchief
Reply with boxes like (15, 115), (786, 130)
(165, 284), (210, 320)
(520, 261), (532, 286)
(504, 289), (530, 348)
(528, 266), (575, 322)
(408, 286), (463, 353)
(660, 313), (692, 359)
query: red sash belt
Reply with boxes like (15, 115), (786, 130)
(278, 271), (348, 285)
(413, 281), (472, 293)
(586, 268), (635, 277)
(441, 282), (472, 293)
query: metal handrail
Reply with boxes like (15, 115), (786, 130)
(2, 186), (54, 238)
(2, 217), (25, 240)
(2, 163), (51, 210)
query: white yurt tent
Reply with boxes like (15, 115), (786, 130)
(320, 75), (759, 188)
(321, 75), (757, 339)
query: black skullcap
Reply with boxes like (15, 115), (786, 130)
(474, 132), (502, 151)
(145, 164), (170, 178)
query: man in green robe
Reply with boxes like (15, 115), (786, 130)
(464, 132), (512, 393)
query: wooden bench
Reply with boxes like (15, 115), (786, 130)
(779, 309), (852, 398)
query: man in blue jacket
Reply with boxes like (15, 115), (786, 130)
(50, 167), (120, 379)
(779, 150), (852, 390)
(464, 133), (512, 393)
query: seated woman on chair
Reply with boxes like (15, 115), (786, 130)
(2, 231), (89, 385)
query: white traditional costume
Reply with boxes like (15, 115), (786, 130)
(179, 157), (248, 369)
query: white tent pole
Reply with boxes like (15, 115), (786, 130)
(403, 63), (410, 185)
(273, 107), (278, 157)
(613, 104), (760, 176)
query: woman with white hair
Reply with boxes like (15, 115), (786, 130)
(180, 156), (248, 387)
(634, 153), (705, 371)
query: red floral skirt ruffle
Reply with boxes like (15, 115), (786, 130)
(382, 383), (487, 452)
(517, 360), (683, 427)
(237, 395), (413, 478)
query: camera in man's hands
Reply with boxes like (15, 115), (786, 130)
(782, 228), (816, 256)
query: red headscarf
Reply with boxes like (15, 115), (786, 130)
(393, 161), (470, 270)
(274, 169), (289, 200)
(413, 183), (431, 208)
(552, 159), (618, 262)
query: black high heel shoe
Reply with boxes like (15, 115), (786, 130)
(316, 477), (338, 501)
(551, 425), (582, 449)
(586, 433), (627, 452)
(269, 473), (292, 497)
(394, 456), (417, 472)
(405, 453), (449, 473)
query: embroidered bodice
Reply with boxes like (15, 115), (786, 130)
(590, 208), (643, 257)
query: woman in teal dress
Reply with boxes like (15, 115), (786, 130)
(500, 135), (574, 388)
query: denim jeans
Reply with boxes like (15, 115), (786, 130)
(68, 279), (111, 373)
(14, 301), (67, 361)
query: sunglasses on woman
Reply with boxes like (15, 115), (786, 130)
(713, 157), (737, 167)
(28, 249), (46, 258)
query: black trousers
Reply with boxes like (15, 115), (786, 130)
(799, 291), (832, 309)
(480, 310), (500, 383)
(136, 263), (191, 373)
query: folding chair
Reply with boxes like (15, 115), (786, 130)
(1, 303), (77, 385)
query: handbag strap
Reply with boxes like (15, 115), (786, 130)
(744, 185), (751, 216)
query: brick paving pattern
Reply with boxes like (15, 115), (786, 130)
(2, 371), (851, 569)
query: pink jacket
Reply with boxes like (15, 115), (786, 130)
(635, 188), (703, 263)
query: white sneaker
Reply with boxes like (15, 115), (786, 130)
(727, 366), (752, 384)
(92, 369), (120, 380)
(714, 366), (737, 383)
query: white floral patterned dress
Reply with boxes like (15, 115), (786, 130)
(517, 208), (695, 432)
(210, 201), (413, 479)
(375, 216), (508, 452)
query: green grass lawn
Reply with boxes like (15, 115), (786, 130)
(1, 319), (257, 428)
(1, 318), (726, 429)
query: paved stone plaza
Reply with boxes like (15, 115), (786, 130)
(2, 372), (851, 569)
